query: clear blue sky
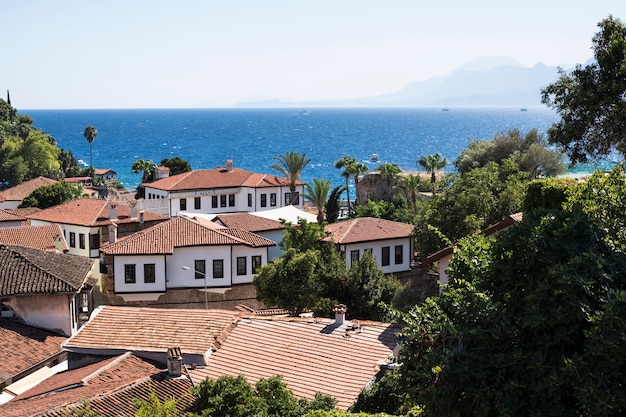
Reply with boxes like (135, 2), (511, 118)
(1, 1), (622, 109)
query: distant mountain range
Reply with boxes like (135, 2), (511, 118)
(237, 56), (579, 108)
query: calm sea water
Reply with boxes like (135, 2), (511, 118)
(25, 108), (560, 197)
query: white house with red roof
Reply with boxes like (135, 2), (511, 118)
(323, 217), (415, 274)
(140, 160), (305, 217)
(0, 177), (57, 210)
(27, 198), (168, 259)
(100, 216), (275, 303)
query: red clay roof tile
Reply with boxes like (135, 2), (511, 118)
(324, 217), (414, 245)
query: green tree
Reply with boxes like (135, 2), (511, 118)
(19, 181), (85, 209)
(254, 248), (320, 316)
(193, 374), (336, 417)
(132, 385), (191, 417)
(522, 177), (575, 213)
(396, 174), (423, 214)
(324, 185), (345, 224)
(343, 251), (402, 321)
(160, 156), (192, 176)
(376, 163), (401, 200)
(271, 151), (311, 205)
(335, 155), (357, 210)
(304, 178), (332, 224)
(397, 203), (626, 416)
(1, 129), (61, 185)
(83, 125), (98, 170)
(131, 159), (155, 183)
(417, 153), (447, 191)
(454, 129), (564, 178)
(541, 15), (626, 163)
(416, 162), (527, 256)
(192, 374), (267, 417)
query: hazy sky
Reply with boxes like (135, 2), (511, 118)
(1, 1), (622, 109)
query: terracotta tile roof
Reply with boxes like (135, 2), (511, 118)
(143, 166), (296, 191)
(93, 168), (117, 176)
(0, 319), (67, 387)
(0, 177), (57, 203)
(63, 305), (241, 357)
(324, 217), (415, 245)
(27, 198), (168, 227)
(0, 209), (26, 223)
(7, 207), (41, 218)
(0, 225), (66, 252)
(0, 353), (194, 417)
(0, 245), (94, 297)
(188, 316), (400, 410)
(213, 212), (286, 232)
(101, 216), (275, 255)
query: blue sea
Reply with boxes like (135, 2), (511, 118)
(25, 107), (562, 198)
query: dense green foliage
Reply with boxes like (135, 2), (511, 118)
(391, 167), (626, 416)
(522, 177), (576, 212)
(192, 374), (336, 417)
(415, 161), (527, 256)
(454, 129), (565, 178)
(254, 219), (401, 320)
(542, 15), (626, 163)
(19, 181), (85, 209)
(324, 185), (345, 224)
(0, 99), (86, 186)
(161, 156), (192, 176)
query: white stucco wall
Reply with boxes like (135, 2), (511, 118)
(342, 237), (411, 274)
(230, 245), (268, 285)
(30, 220), (98, 258)
(113, 254), (167, 293)
(167, 246), (233, 288)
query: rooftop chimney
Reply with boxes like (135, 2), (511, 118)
(225, 160), (233, 172)
(129, 200), (138, 219)
(109, 203), (117, 221)
(333, 304), (347, 325)
(167, 347), (183, 377)
(139, 210), (145, 225)
(108, 223), (118, 244)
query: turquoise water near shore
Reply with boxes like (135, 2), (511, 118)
(26, 107), (577, 197)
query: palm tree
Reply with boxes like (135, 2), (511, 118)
(350, 161), (368, 203)
(334, 155), (356, 209)
(304, 178), (332, 225)
(376, 163), (401, 200)
(417, 153), (448, 190)
(397, 174), (423, 214)
(83, 125), (98, 170)
(131, 159), (155, 183)
(270, 152), (311, 205)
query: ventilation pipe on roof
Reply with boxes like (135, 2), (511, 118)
(139, 210), (144, 225)
(167, 347), (183, 378)
(225, 160), (233, 172)
(333, 304), (347, 325)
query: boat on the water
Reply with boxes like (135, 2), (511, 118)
(442, 107), (449, 111)
(369, 153), (380, 163)
(520, 107), (528, 111)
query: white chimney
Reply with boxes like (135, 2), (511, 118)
(139, 210), (145, 225)
(129, 200), (138, 219)
(333, 304), (347, 325)
(225, 160), (233, 172)
(109, 203), (118, 221)
(108, 223), (118, 244)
